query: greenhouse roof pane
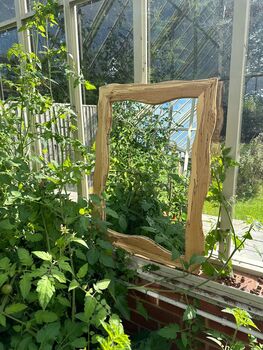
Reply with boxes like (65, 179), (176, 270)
(0, 0), (15, 22)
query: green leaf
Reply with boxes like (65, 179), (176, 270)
(222, 307), (259, 330)
(181, 332), (188, 347)
(172, 248), (181, 260)
(84, 81), (96, 90)
(35, 310), (58, 324)
(75, 248), (87, 261)
(38, 25), (46, 33)
(33, 251), (52, 262)
(87, 248), (99, 265)
(20, 274), (31, 299)
(13, 325), (22, 332)
(118, 215), (127, 231)
(99, 253), (115, 268)
(0, 274), (8, 288)
(70, 237), (88, 248)
(17, 248), (33, 266)
(52, 270), (66, 283)
(157, 324), (180, 339)
(70, 337), (87, 348)
(94, 279), (111, 291)
(0, 219), (15, 230)
(105, 207), (119, 219)
(68, 279), (79, 291)
(0, 257), (10, 269)
(26, 233), (43, 242)
(5, 303), (27, 314)
(141, 226), (157, 233)
(136, 301), (148, 320)
(84, 295), (97, 319)
(97, 239), (112, 250)
(58, 259), (73, 274)
(115, 295), (130, 320)
(36, 322), (60, 344)
(36, 275), (55, 310)
(91, 305), (107, 327)
(57, 295), (71, 307)
(0, 314), (6, 327)
(189, 255), (207, 266)
(183, 305), (197, 321)
(243, 231), (253, 240)
(76, 263), (89, 279)
(202, 261), (217, 276)
(29, 266), (48, 278)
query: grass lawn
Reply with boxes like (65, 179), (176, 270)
(203, 186), (263, 223)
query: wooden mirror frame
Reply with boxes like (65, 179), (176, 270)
(93, 78), (220, 268)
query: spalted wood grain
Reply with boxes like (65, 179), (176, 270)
(99, 79), (217, 104)
(212, 81), (224, 143)
(107, 229), (183, 268)
(185, 79), (218, 260)
(93, 78), (219, 268)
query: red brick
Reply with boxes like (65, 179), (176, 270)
(127, 295), (137, 309)
(254, 320), (263, 333)
(199, 299), (223, 316)
(130, 310), (159, 330)
(158, 290), (185, 302)
(122, 320), (139, 335)
(158, 300), (185, 318)
(142, 301), (183, 325)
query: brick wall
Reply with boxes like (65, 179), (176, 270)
(124, 281), (263, 350)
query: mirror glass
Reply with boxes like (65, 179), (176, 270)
(105, 98), (197, 255)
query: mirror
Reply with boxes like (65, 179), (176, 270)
(93, 79), (220, 268)
(106, 99), (197, 256)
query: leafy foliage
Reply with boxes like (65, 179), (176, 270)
(237, 133), (263, 200)
(0, 2), (132, 349)
(132, 309), (203, 350)
(207, 308), (262, 350)
(96, 315), (131, 350)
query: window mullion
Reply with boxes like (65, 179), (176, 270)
(219, 0), (251, 260)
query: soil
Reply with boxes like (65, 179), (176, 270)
(216, 272), (263, 296)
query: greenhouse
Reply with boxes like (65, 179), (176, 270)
(0, 0), (262, 349)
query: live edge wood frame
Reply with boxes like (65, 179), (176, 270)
(93, 78), (221, 269)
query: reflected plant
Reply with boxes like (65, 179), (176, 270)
(106, 101), (188, 254)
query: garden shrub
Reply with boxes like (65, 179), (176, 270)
(237, 133), (263, 200)
(0, 1), (132, 349)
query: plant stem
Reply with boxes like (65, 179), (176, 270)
(2, 312), (37, 336)
(41, 209), (51, 252)
(69, 243), (76, 321)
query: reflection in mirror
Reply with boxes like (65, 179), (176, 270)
(105, 98), (197, 255)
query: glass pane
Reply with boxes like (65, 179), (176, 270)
(233, 0), (263, 263)
(0, 27), (18, 99)
(0, 27), (18, 58)
(0, 0), (15, 22)
(78, 0), (134, 104)
(30, 11), (67, 102)
(149, 0), (234, 82)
